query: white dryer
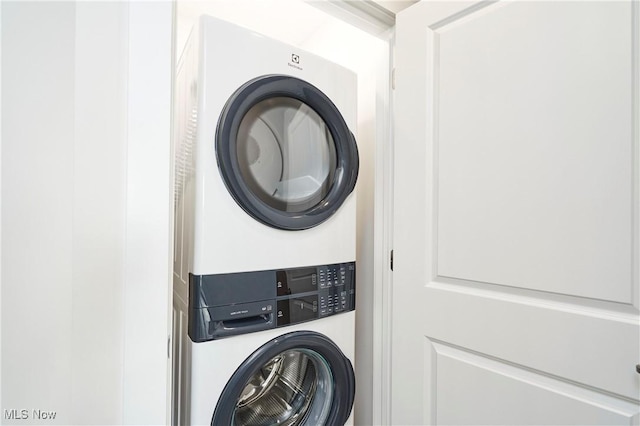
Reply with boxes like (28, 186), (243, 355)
(172, 15), (358, 426)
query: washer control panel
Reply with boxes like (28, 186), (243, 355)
(276, 263), (355, 326)
(188, 262), (356, 342)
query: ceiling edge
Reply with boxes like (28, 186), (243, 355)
(304, 0), (395, 38)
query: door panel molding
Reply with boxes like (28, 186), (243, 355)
(430, 341), (638, 423)
(431, 278), (640, 317)
(432, 1), (635, 304)
(394, 1), (640, 424)
(422, 284), (639, 400)
(423, 339), (438, 425)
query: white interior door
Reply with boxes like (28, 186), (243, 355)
(392, 1), (640, 424)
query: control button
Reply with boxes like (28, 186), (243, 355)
(320, 308), (328, 316)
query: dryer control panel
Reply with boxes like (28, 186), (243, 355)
(188, 262), (355, 342)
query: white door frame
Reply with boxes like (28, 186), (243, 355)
(122, 2), (174, 424)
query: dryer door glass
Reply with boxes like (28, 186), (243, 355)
(216, 75), (359, 230)
(236, 97), (337, 213)
(211, 331), (355, 426)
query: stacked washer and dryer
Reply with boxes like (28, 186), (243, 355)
(173, 16), (359, 426)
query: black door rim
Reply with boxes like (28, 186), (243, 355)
(210, 330), (355, 426)
(216, 74), (359, 231)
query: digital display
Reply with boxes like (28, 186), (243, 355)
(276, 267), (317, 296)
(276, 295), (318, 326)
(274, 263), (355, 327)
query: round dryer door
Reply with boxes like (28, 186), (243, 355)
(211, 331), (355, 426)
(216, 75), (359, 230)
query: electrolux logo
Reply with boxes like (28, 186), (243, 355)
(288, 53), (303, 71)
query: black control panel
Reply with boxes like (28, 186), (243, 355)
(188, 262), (355, 342)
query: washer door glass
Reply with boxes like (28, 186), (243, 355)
(236, 97), (337, 213)
(233, 348), (333, 425)
(211, 331), (355, 426)
(216, 75), (359, 230)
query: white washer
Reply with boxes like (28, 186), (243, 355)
(173, 15), (358, 426)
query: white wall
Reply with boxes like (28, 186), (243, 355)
(1, 2), (172, 424)
(2, 3), (77, 423)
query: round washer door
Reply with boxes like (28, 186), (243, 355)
(216, 75), (359, 230)
(211, 331), (355, 426)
